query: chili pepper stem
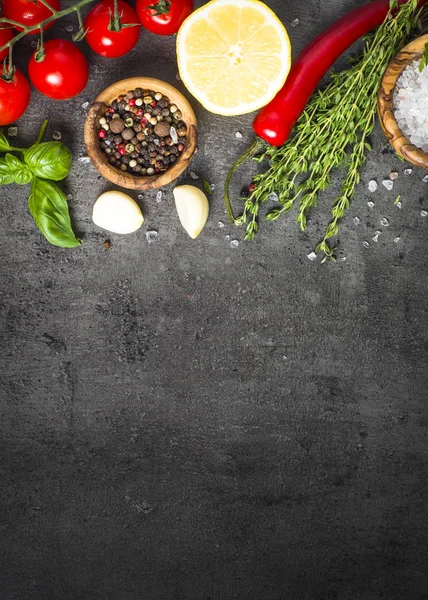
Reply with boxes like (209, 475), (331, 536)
(223, 139), (265, 225)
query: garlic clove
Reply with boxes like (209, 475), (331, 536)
(173, 185), (209, 239)
(92, 191), (144, 234)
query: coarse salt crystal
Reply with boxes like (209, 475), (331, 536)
(404, 168), (412, 175)
(307, 252), (317, 261)
(382, 180), (394, 191)
(367, 201), (375, 209)
(235, 132), (243, 139)
(353, 217), (361, 225)
(368, 180), (378, 192)
(421, 210), (428, 217)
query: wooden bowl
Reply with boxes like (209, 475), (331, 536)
(84, 77), (198, 190)
(378, 34), (428, 170)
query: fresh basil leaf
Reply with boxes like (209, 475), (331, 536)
(24, 142), (72, 181)
(0, 158), (17, 185)
(0, 131), (11, 152)
(28, 178), (81, 248)
(4, 153), (32, 185)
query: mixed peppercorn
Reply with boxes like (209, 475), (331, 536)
(98, 87), (188, 176)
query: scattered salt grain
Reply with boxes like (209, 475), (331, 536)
(146, 230), (158, 243)
(268, 192), (279, 202)
(81, 101), (90, 110)
(7, 127), (18, 137)
(31, 40), (38, 48)
(396, 202), (402, 209)
(421, 210), (428, 217)
(382, 179), (394, 191)
(368, 180), (378, 192)
(404, 168), (413, 175)
(218, 221), (225, 228)
(422, 175), (428, 183)
(138, 194), (144, 201)
(225, 235), (230, 240)
(394, 237), (401, 243)
(389, 171), (399, 181)
(367, 201), (375, 209)
(235, 132), (243, 139)
(52, 131), (62, 140)
(372, 233), (380, 242)
(67, 193), (73, 201)
(78, 156), (90, 164)
(291, 18), (300, 27)
(353, 217), (361, 225)
(189, 171), (199, 180)
(394, 59), (428, 151)
(307, 252), (317, 261)
(380, 217), (390, 226)
(341, 257), (347, 262)
(230, 240), (239, 248)
(64, 24), (74, 32)
(156, 191), (162, 202)
(363, 241), (370, 248)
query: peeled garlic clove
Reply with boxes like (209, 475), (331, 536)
(173, 185), (209, 239)
(92, 191), (144, 234)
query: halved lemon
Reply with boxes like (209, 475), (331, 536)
(176, 0), (291, 116)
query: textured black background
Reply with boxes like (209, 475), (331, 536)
(1, 1), (428, 598)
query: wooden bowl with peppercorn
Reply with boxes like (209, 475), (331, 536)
(378, 34), (428, 170)
(84, 77), (198, 190)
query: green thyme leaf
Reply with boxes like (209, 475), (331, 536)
(203, 180), (212, 195)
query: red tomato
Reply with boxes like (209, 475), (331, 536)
(0, 67), (31, 125)
(84, 0), (140, 58)
(1, 0), (61, 34)
(28, 39), (89, 100)
(135, 0), (193, 36)
(0, 26), (14, 62)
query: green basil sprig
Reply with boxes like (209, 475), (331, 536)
(0, 121), (81, 249)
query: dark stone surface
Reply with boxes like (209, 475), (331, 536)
(1, 1), (428, 598)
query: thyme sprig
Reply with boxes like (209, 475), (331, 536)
(233, 0), (421, 260)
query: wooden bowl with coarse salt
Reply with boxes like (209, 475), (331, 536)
(84, 77), (198, 190)
(378, 34), (428, 170)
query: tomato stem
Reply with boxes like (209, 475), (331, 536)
(34, 28), (45, 62)
(108, 0), (122, 32)
(147, 0), (171, 16)
(0, 0), (99, 56)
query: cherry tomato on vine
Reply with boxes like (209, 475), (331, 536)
(28, 39), (89, 100)
(0, 26), (14, 62)
(0, 67), (31, 125)
(135, 0), (193, 36)
(84, 0), (140, 58)
(1, 0), (61, 34)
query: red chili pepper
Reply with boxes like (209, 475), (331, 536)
(253, 0), (428, 146)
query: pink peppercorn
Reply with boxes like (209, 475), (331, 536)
(98, 130), (106, 139)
